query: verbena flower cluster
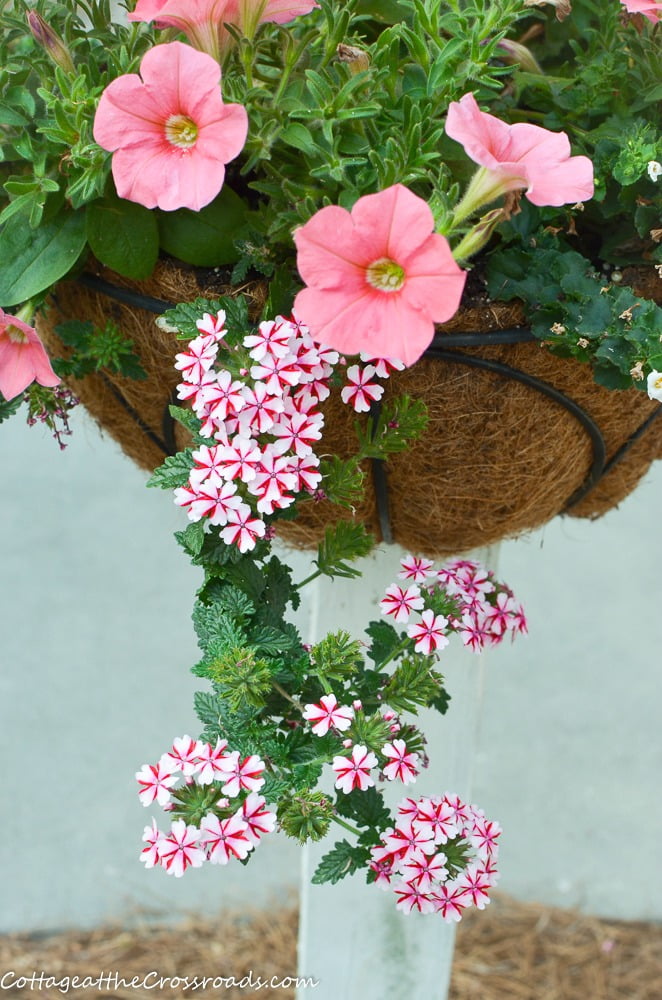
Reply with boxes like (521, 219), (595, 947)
(369, 794), (501, 919)
(138, 735), (275, 877)
(172, 306), (417, 550)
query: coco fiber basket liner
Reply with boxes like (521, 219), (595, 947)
(38, 259), (662, 557)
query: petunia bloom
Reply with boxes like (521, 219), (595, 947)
(0, 309), (60, 401)
(620, 0), (661, 22)
(293, 184), (466, 366)
(93, 41), (248, 212)
(128, 0), (319, 60)
(446, 93), (594, 219)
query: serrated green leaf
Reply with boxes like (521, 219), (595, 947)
(146, 448), (194, 489)
(175, 520), (207, 557)
(312, 840), (369, 885)
(192, 601), (247, 652)
(334, 786), (391, 831)
(315, 520), (374, 579)
(365, 619), (402, 667)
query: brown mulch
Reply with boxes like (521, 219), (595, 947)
(1, 895), (660, 999)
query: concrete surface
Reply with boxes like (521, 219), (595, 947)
(1, 406), (661, 931)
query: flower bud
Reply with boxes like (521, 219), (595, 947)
(452, 208), (508, 262)
(27, 11), (75, 74)
(497, 39), (543, 74)
(336, 43), (370, 75)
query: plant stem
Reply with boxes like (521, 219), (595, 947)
(331, 813), (363, 838)
(378, 636), (412, 671)
(272, 680), (304, 712)
(296, 569), (322, 589)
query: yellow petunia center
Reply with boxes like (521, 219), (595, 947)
(365, 257), (406, 293)
(164, 114), (199, 150)
(6, 324), (29, 344)
(653, 375), (662, 391)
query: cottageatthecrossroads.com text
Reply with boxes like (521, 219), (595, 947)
(0, 971), (319, 993)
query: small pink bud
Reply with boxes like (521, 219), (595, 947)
(389, 723), (401, 733)
(26, 11), (75, 73)
(342, 738), (352, 748)
(382, 710), (396, 722)
(353, 700), (362, 711)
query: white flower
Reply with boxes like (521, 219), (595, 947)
(647, 161), (662, 182)
(646, 370), (662, 402)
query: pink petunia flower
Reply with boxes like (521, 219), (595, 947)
(303, 693), (354, 736)
(293, 184), (467, 367)
(446, 93), (594, 214)
(332, 744), (377, 793)
(0, 309), (60, 401)
(620, 0), (661, 21)
(93, 41), (248, 212)
(129, 0), (319, 61)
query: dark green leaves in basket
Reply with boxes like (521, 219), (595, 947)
(312, 840), (371, 885)
(54, 319), (146, 380)
(161, 294), (250, 342)
(86, 192), (159, 280)
(0, 207), (87, 305)
(157, 186), (248, 267)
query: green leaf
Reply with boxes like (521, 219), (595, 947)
(157, 187), (247, 266)
(194, 690), (222, 728)
(335, 786), (391, 830)
(365, 619), (402, 667)
(315, 520), (374, 579)
(0, 209), (87, 305)
(54, 320), (93, 352)
(0, 393), (24, 422)
(174, 520), (207, 557)
(279, 123), (318, 155)
(86, 193), (159, 279)
(146, 448), (194, 489)
(382, 656), (445, 714)
(192, 601), (247, 652)
(311, 840), (370, 885)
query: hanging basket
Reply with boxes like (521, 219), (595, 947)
(37, 259), (662, 557)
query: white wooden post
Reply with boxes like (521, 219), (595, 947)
(296, 546), (497, 1000)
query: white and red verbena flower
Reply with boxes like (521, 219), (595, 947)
(379, 584), (425, 624)
(138, 738), (276, 876)
(381, 739), (419, 785)
(158, 819), (206, 877)
(303, 693), (354, 736)
(407, 609), (450, 655)
(369, 794), (500, 921)
(332, 744), (378, 793)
